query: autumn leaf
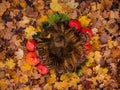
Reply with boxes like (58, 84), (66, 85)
(66, 0), (79, 9)
(20, 61), (32, 72)
(5, 58), (15, 69)
(108, 39), (114, 48)
(79, 16), (91, 27)
(19, 75), (28, 83)
(20, 86), (30, 90)
(0, 62), (5, 68)
(15, 48), (24, 59)
(0, 79), (7, 90)
(86, 52), (95, 67)
(93, 65), (108, 75)
(91, 36), (100, 51)
(94, 51), (102, 64)
(91, 2), (103, 11)
(111, 48), (120, 58)
(43, 83), (52, 90)
(47, 70), (56, 84)
(38, 15), (48, 25)
(25, 26), (37, 39)
(50, 0), (62, 12)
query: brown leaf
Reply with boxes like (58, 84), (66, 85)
(100, 0), (113, 10)
(100, 32), (109, 44)
(111, 48), (120, 58)
(110, 63), (117, 76)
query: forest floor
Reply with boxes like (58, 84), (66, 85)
(0, 0), (120, 90)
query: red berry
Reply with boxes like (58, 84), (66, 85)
(37, 64), (49, 75)
(69, 20), (81, 31)
(81, 28), (93, 38)
(84, 43), (91, 50)
(26, 39), (36, 51)
(26, 52), (39, 66)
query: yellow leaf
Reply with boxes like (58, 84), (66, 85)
(15, 39), (22, 46)
(20, 86), (30, 90)
(19, 75), (28, 83)
(5, 58), (15, 69)
(92, 77), (98, 86)
(59, 81), (68, 89)
(69, 79), (80, 87)
(91, 36), (100, 51)
(25, 26), (37, 39)
(60, 74), (69, 81)
(94, 51), (101, 64)
(108, 39), (114, 48)
(12, 74), (19, 83)
(20, 2), (27, 8)
(78, 84), (83, 90)
(50, 0), (62, 12)
(0, 79), (7, 90)
(0, 62), (5, 68)
(93, 65), (108, 75)
(43, 83), (52, 90)
(86, 52), (95, 66)
(66, 0), (79, 9)
(79, 16), (91, 27)
(20, 61), (31, 72)
(38, 15), (48, 24)
(47, 70), (56, 84)
(91, 2), (103, 11)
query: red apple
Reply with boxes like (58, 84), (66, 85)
(26, 39), (36, 51)
(26, 52), (39, 66)
(81, 28), (93, 38)
(69, 19), (81, 31)
(37, 64), (49, 75)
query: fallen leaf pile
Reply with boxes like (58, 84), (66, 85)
(0, 0), (120, 90)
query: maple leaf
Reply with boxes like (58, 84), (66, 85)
(5, 58), (15, 69)
(0, 62), (5, 68)
(20, 61), (32, 72)
(0, 1), (10, 16)
(0, 79), (7, 90)
(79, 16), (91, 27)
(91, 2), (103, 11)
(93, 65), (108, 75)
(47, 70), (56, 84)
(94, 51), (102, 64)
(66, 0), (79, 9)
(50, 0), (62, 12)
(43, 83), (52, 90)
(25, 26), (37, 39)
(19, 75), (28, 83)
(86, 52), (95, 67)
(91, 36), (100, 51)
(111, 48), (120, 58)
(38, 15), (48, 25)
(15, 48), (24, 59)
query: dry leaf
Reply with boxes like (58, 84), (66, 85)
(5, 58), (15, 69)
(94, 51), (102, 64)
(66, 0), (79, 9)
(0, 1), (10, 16)
(20, 61), (32, 72)
(0, 62), (5, 68)
(0, 79), (7, 90)
(15, 48), (24, 59)
(50, 0), (62, 12)
(25, 26), (37, 39)
(19, 75), (28, 83)
(111, 48), (120, 58)
(79, 16), (91, 27)
(100, 0), (113, 10)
